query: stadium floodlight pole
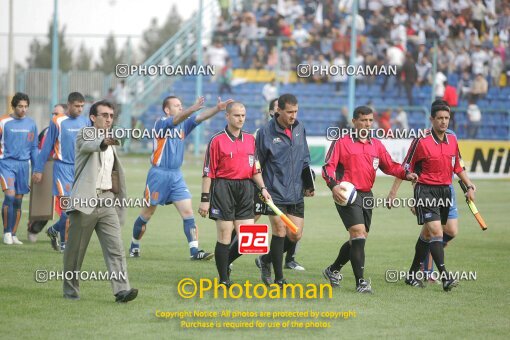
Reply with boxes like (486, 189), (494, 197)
(428, 38), (438, 126)
(6, 0), (14, 113)
(275, 36), (281, 97)
(347, 0), (359, 118)
(126, 37), (132, 65)
(194, 0), (204, 157)
(122, 39), (134, 152)
(50, 0), (59, 112)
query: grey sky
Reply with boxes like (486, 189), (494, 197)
(0, 0), (196, 70)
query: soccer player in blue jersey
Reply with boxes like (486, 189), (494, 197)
(32, 92), (89, 252)
(129, 95), (233, 260)
(1, 92), (38, 245)
(27, 103), (67, 243)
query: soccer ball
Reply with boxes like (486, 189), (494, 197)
(334, 181), (357, 206)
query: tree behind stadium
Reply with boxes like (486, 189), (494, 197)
(26, 22), (73, 72)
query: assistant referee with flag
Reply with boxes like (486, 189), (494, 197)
(403, 99), (476, 291)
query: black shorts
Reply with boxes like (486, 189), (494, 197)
(253, 183), (269, 215)
(267, 202), (305, 218)
(414, 183), (452, 225)
(209, 178), (254, 221)
(335, 191), (373, 232)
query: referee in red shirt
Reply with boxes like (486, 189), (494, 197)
(322, 106), (418, 293)
(199, 102), (271, 286)
(403, 99), (475, 291)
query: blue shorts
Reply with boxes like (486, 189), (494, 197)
(0, 159), (30, 194)
(53, 161), (74, 196)
(144, 167), (191, 206)
(448, 184), (458, 219)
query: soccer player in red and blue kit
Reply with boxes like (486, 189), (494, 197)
(129, 95), (233, 260)
(32, 92), (89, 252)
(1, 92), (38, 245)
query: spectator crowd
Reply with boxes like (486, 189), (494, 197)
(209, 0), (510, 108)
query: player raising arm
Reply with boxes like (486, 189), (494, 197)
(129, 96), (233, 260)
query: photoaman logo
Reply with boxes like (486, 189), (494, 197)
(238, 224), (269, 254)
(177, 278), (333, 299)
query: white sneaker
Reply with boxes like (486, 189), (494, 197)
(285, 260), (306, 271)
(27, 232), (38, 243)
(3, 232), (13, 245)
(12, 236), (23, 245)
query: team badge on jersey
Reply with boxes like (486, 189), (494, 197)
(248, 154), (254, 167)
(372, 157), (379, 170)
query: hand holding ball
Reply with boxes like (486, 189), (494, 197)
(333, 181), (357, 206)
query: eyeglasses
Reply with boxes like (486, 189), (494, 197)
(96, 112), (115, 119)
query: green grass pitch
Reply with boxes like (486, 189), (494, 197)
(1, 155), (509, 339)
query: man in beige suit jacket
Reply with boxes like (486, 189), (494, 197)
(63, 99), (137, 303)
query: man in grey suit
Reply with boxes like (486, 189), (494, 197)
(63, 99), (137, 303)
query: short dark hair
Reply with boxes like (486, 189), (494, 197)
(278, 93), (298, 110)
(11, 92), (30, 108)
(162, 96), (179, 112)
(89, 100), (115, 119)
(269, 98), (279, 112)
(430, 99), (450, 117)
(68, 92), (85, 103)
(352, 106), (373, 119)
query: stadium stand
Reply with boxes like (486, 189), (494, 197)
(139, 0), (510, 141)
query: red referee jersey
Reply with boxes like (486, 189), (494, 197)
(404, 130), (463, 185)
(203, 127), (260, 179)
(322, 135), (406, 192)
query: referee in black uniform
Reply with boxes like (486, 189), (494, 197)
(199, 102), (271, 286)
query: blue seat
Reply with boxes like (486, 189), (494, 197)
(495, 126), (508, 139)
(448, 73), (459, 84)
(456, 125), (466, 138)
